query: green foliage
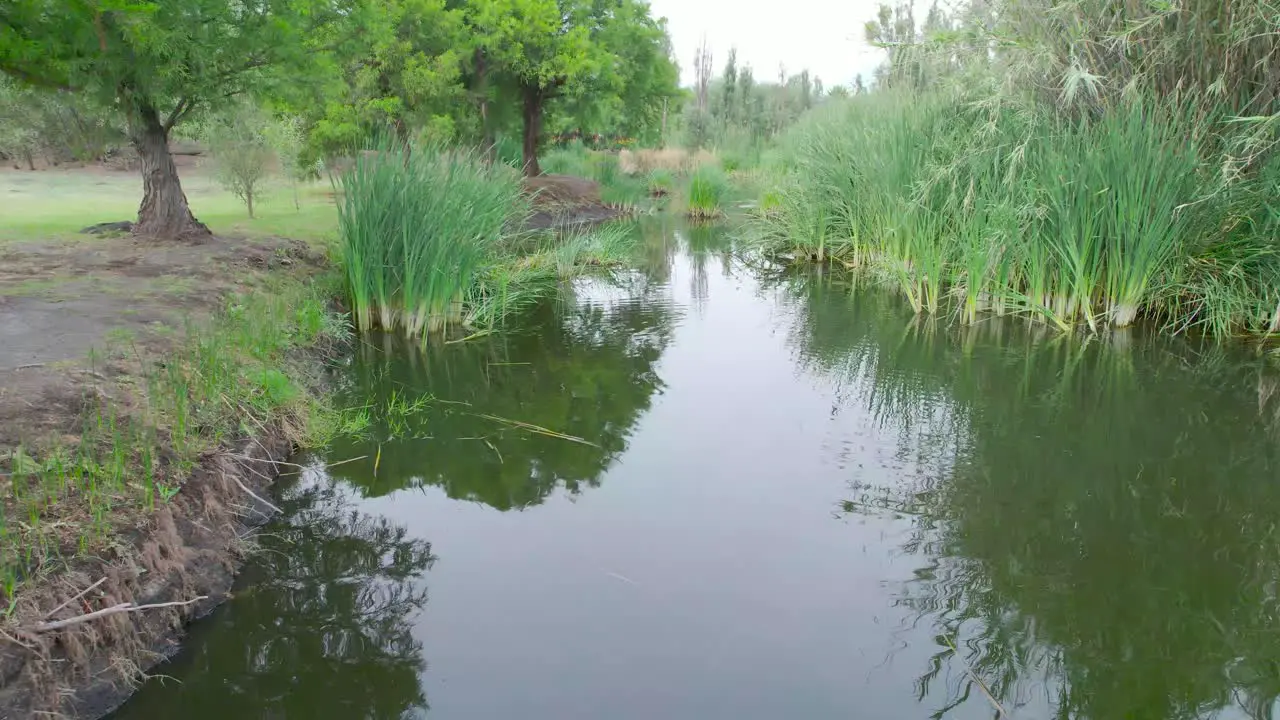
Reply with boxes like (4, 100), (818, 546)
(686, 165), (728, 219)
(206, 105), (277, 219)
(308, 0), (465, 157)
(758, 87), (1280, 336)
(0, 0), (336, 127)
(334, 141), (527, 337)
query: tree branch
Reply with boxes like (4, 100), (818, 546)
(29, 596), (208, 633)
(163, 96), (195, 132)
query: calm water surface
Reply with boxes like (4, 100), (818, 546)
(115, 218), (1280, 719)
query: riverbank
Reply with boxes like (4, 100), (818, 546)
(0, 159), (654, 717)
(0, 215), (347, 717)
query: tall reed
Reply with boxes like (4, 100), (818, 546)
(334, 143), (528, 338)
(685, 165), (728, 219)
(757, 86), (1280, 337)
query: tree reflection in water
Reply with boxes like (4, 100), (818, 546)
(114, 472), (435, 719)
(786, 270), (1280, 719)
(323, 287), (677, 511)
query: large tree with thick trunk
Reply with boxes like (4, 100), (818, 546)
(463, 0), (678, 178)
(0, 0), (332, 240)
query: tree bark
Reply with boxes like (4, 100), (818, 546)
(128, 102), (211, 241)
(521, 85), (544, 177)
(474, 48), (495, 164)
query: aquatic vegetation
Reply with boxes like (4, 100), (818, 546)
(685, 165), (728, 219)
(756, 91), (1280, 337)
(646, 168), (675, 197)
(334, 142), (527, 336)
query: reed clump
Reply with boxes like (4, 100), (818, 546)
(755, 0), (1280, 338)
(334, 143), (528, 337)
(685, 165), (728, 220)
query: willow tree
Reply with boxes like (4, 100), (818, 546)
(0, 0), (331, 240)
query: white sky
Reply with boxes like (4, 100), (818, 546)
(647, 0), (890, 90)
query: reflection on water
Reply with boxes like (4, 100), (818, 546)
(785, 270), (1280, 719)
(113, 474), (435, 719)
(116, 219), (1280, 720)
(323, 282), (677, 509)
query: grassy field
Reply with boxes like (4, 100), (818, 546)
(0, 166), (338, 243)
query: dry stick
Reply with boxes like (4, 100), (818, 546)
(43, 577), (107, 620)
(31, 596), (208, 633)
(226, 471), (282, 515)
(472, 413), (598, 447)
(944, 635), (1008, 718)
(278, 455), (368, 477)
(224, 453), (305, 469)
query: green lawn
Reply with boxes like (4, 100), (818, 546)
(0, 167), (338, 244)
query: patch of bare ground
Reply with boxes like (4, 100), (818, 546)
(523, 174), (627, 231)
(0, 232), (331, 718)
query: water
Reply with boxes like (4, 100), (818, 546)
(114, 218), (1280, 719)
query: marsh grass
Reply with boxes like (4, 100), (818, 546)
(0, 278), (349, 603)
(757, 90), (1280, 338)
(685, 165), (728, 220)
(335, 142), (527, 337)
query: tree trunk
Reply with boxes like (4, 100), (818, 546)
(474, 48), (495, 164)
(128, 102), (211, 241)
(246, 190), (255, 219)
(521, 85), (544, 177)
(23, 149), (34, 171)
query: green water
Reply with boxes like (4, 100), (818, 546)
(114, 218), (1280, 719)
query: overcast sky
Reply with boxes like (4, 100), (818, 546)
(646, 0), (889, 90)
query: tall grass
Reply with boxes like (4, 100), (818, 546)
(685, 165), (728, 220)
(335, 142), (528, 337)
(757, 88), (1280, 337)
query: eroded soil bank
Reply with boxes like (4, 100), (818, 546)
(0, 431), (292, 718)
(0, 231), (334, 718)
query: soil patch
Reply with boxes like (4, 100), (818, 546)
(0, 231), (328, 718)
(523, 174), (627, 231)
(0, 233), (319, 451)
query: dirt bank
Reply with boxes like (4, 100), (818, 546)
(0, 431), (292, 718)
(523, 174), (628, 231)
(0, 231), (335, 718)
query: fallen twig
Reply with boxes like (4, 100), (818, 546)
(43, 577), (107, 620)
(224, 453), (304, 469)
(226, 470), (282, 515)
(30, 596), (208, 633)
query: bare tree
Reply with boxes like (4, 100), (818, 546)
(694, 36), (713, 113)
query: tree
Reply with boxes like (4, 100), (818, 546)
(464, 0), (676, 176)
(0, 0), (336, 240)
(544, 0), (681, 148)
(310, 0), (465, 157)
(464, 0), (593, 176)
(719, 47), (738, 124)
(206, 105), (275, 219)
